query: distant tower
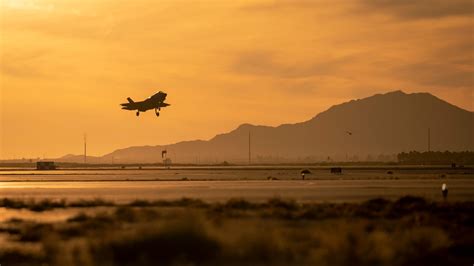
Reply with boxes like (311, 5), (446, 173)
(428, 128), (431, 152)
(84, 134), (87, 164)
(248, 131), (251, 165)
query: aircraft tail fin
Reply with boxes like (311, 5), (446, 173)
(127, 97), (134, 103)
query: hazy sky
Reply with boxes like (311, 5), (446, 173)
(1, 0), (473, 159)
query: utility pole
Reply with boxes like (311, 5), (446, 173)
(428, 128), (431, 152)
(248, 131), (251, 165)
(84, 134), (87, 164)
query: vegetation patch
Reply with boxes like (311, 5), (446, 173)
(0, 197), (472, 265)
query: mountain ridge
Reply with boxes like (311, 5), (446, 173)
(59, 90), (474, 163)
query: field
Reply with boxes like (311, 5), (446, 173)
(0, 166), (473, 202)
(0, 166), (473, 265)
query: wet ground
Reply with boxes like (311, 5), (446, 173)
(1, 167), (473, 265)
(0, 167), (472, 203)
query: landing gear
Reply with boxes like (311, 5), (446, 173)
(136, 111), (140, 117)
(155, 108), (160, 117)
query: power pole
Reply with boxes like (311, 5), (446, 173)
(248, 131), (251, 165)
(84, 134), (87, 164)
(428, 128), (431, 152)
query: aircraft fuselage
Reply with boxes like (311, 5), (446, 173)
(121, 91), (170, 116)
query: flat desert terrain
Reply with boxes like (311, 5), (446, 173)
(1, 166), (472, 265)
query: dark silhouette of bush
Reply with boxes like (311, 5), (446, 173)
(91, 221), (220, 266)
(1, 196), (473, 266)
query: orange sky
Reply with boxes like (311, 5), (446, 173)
(0, 0), (473, 159)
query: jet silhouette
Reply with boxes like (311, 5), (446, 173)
(121, 91), (170, 117)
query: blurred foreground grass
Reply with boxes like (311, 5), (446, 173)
(0, 196), (473, 265)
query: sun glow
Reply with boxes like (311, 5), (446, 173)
(2, 0), (54, 11)
(1, 0), (472, 159)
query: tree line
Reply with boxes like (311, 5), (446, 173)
(397, 151), (474, 165)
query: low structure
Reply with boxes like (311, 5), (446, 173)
(330, 167), (342, 174)
(301, 169), (312, 180)
(36, 161), (56, 170)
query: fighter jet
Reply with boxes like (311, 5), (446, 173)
(121, 91), (170, 117)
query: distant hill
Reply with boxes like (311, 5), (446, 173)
(58, 154), (104, 164)
(61, 91), (474, 164)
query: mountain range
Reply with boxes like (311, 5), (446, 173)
(58, 90), (474, 164)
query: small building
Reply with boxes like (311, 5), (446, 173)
(36, 161), (56, 170)
(330, 167), (342, 174)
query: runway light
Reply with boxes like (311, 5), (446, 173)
(441, 183), (448, 200)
